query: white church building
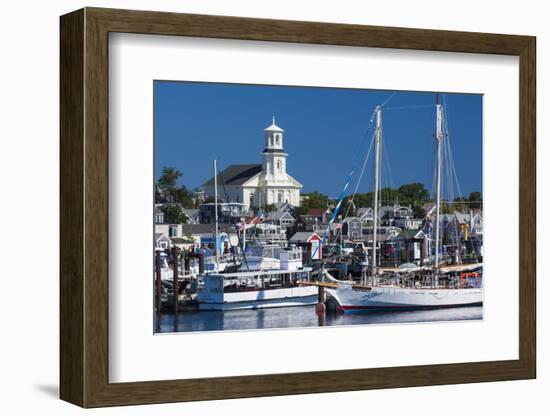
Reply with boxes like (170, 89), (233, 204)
(203, 118), (302, 211)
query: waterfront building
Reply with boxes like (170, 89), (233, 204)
(154, 206), (165, 224)
(198, 202), (248, 225)
(265, 210), (296, 230)
(342, 217), (363, 240)
(154, 223), (238, 249)
(305, 207), (332, 224)
(288, 231), (323, 260)
(154, 233), (172, 250)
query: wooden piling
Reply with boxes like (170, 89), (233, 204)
(318, 285), (325, 303)
(184, 253), (190, 274)
(172, 246), (179, 315)
(198, 252), (204, 274)
(155, 250), (162, 315)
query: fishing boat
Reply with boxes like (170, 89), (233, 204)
(197, 246), (318, 310)
(326, 99), (483, 312)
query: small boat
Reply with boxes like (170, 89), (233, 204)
(197, 247), (318, 310)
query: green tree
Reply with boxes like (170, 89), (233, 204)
(412, 204), (426, 218)
(379, 187), (400, 205)
(264, 204), (277, 213)
(348, 193), (373, 209)
(161, 204), (188, 224)
(398, 183), (430, 204)
(172, 186), (194, 208)
(295, 191), (329, 215)
(156, 166), (195, 208)
(468, 191), (482, 209)
(440, 202), (454, 214)
(158, 167), (182, 196)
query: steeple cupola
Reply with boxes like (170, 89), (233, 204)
(263, 116), (284, 152)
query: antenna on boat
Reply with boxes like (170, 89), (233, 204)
(213, 159), (219, 267)
(371, 105), (382, 285)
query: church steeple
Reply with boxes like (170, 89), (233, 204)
(264, 116), (284, 152)
(262, 117), (287, 179)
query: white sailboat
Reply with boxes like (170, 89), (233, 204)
(327, 101), (483, 313)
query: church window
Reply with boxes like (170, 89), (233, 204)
(277, 160), (281, 172)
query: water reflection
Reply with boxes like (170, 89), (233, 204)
(156, 305), (483, 333)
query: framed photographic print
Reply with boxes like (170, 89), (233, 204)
(60, 7), (536, 408)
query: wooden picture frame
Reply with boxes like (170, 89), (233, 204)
(60, 7), (536, 408)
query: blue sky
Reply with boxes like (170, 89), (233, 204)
(154, 81), (482, 199)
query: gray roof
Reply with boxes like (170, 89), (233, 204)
(180, 223), (238, 235)
(154, 233), (170, 241)
(357, 207), (372, 215)
(343, 216), (360, 223)
(278, 202), (295, 212)
(289, 231), (321, 242)
(203, 164), (262, 187)
(180, 224), (215, 235)
(394, 229), (426, 240)
(170, 237), (195, 244)
(266, 211), (295, 221)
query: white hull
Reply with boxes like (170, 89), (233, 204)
(199, 286), (319, 311)
(328, 284), (482, 313)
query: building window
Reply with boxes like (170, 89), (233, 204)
(169, 225), (177, 237)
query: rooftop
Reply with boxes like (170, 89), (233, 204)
(306, 208), (329, 217)
(203, 164), (262, 187)
(289, 231), (321, 242)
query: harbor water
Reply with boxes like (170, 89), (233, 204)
(156, 305), (483, 333)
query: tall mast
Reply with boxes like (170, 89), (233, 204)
(242, 219), (246, 251)
(213, 159), (219, 266)
(371, 106), (382, 282)
(434, 102), (443, 286)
